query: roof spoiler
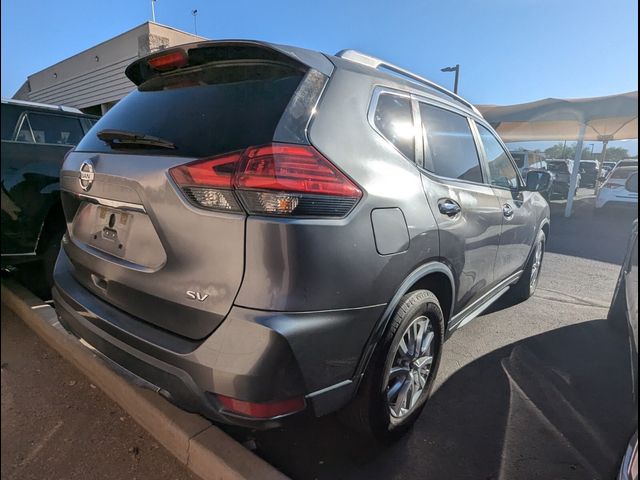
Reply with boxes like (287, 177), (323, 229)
(125, 40), (333, 86)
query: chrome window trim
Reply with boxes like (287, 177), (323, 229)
(13, 112), (35, 143)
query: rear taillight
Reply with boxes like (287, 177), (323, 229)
(169, 151), (243, 213)
(169, 144), (362, 217)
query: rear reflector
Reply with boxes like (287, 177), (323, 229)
(169, 143), (361, 217)
(148, 51), (189, 71)
(217, 394), (305, 418)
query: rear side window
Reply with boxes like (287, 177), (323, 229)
(1, 104), (23, 140)
(477, 124), (520, 189)
(76, 63), (306, 158)
(373, 93), (415, 161)
(420, 103), (482, 183)
(27, 113), (84, 145)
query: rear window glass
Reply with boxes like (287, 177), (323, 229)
(610, 166), (638, 179)
(547, 162), (568, 172)
(76, 63), (305, 158)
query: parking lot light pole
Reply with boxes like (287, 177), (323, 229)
(441, 64), (460, 94)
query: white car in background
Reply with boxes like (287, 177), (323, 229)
(596, 166), (638, 210)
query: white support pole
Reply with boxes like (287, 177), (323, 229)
(594, 139), (609, 194)
(565, 123), (587, 218)
(151, 0), (156, 22)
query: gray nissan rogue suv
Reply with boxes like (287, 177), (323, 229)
(53, 40), (550, 438)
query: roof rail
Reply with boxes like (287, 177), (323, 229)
(1, 98), (83, 114)
(335, 49), (481, 116)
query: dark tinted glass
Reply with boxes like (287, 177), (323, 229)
(76, 63), (305, 158)
(373, 93), (415, 161)
(611, 166), (637, 179)
(28, 113), (84, 145)
(420, 103), (482, 182)
(1, 104), (23, 140)
(477, 124), (520, 189)
(625, 172), (638, 192)
(511, 153), (525, 168)
(547, 162), (568, 173)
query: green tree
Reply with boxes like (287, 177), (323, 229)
(600, 147), (630, 161)
(544, 142), (576, 159)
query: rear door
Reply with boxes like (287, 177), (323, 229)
(61, 46), (314, 339)
(474, 122), (538, 282)
(417, 101), (503, 317)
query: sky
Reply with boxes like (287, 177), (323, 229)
(1, 0), (638, 153)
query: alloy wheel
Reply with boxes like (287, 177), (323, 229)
(530, 240), (543, 292)
(386, 315), (435, 418)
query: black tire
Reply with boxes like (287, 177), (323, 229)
(508, 230), (545, 303)
(339, 290), (444, 440)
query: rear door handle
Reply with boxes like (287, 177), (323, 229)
(438, 199), (461, 217)
(502, 203), (514, 219)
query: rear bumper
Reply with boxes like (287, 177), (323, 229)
(52, 249), (384, 428)
(596, 193), (638, 209)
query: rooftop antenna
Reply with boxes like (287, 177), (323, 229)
(151, 0), (156, 22)
(192, 9), (198, 36)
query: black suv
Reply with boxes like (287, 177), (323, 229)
(53, 41), (551, 438)
(1, 99), (97, 296)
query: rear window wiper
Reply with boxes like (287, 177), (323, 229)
(97, 129), (176, 149)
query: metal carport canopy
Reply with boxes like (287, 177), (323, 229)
(477, 91), (638, 217)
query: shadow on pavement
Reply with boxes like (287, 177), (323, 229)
(546, 194), (636, 265)
(250, 319), (636, 480)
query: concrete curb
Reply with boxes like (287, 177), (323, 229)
(1, 280), (288, 480)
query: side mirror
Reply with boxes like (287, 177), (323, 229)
(626, 173), (638, 193)
(525, 170), (551, 192)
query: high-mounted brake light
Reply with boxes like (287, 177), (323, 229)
(217, 394), (305, 419)
(148, 51), (189, 71)
(169, 143), (362, 217)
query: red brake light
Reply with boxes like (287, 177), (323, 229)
(169, 143), (362, 217)
(235, 144), (362, 198)
(169, 151), (242, 188)
(148, 51), (189, 71)
(217, 394), (305, 418)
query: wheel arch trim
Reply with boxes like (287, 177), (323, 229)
(353, 261), (455, 381)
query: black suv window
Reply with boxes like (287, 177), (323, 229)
(27, 112), (85, 145)
(420, 103), (482, 183)
(373, 93), (415, 161)
(1, 104), (23, 140)
(477, 124), (520, 189)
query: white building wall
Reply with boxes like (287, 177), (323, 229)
(14, 22), (204, 111)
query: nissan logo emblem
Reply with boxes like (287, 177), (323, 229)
(79, 160), (95, 191)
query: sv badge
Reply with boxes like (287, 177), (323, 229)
(186, 291), (209, 302)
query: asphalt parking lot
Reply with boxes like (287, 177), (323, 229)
(1, 191), (637, 480)
(242, 192), (638, 480)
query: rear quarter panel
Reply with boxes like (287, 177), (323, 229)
(235, 67), (440, 311)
